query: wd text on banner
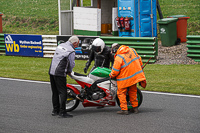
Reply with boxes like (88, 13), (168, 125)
(4, 34), (43, 57)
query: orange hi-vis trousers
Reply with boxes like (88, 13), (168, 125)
(117, 84), (138, 111)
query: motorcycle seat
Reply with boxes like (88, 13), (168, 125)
(70, 71), (94, 84)
(74, 72), (87, 77)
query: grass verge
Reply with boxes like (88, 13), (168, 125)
(0, 56), (199, 95)
(0, 0), (200, 35)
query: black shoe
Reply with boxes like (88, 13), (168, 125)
(51, 111), (59, 116)
(59, 113), (73, 118)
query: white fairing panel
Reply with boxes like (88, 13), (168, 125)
(70, 71), (118, 97)
(89, 74), (118, 92)
(70, 72), (94, 84)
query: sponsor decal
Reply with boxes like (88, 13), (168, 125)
(4, 34), (43, 57)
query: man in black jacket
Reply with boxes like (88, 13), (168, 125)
(84, 38), (113, 73)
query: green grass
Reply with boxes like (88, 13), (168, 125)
(159, 0), (200, 35)
(0, 0), (59, 34)
(0, 55), (92, 83)
(143, 64), (200, 95)
(0, 0), (200, 35)
(0, 56), (200, 95)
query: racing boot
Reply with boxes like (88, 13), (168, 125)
(117, 110), (128, 115)
(51, 110), (59, 116)
(130, 107), (139, 114)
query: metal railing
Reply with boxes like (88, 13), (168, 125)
(100, 36), (158, 63)
(186, 35), (200, 62)
(0, 34), (5, 55)
(42, 35), (57, 58)
(0, 34), (159, 63)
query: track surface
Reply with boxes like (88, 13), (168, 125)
(0, 78), (200, 133)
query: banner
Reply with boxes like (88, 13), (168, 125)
(4, 34), (43, 57)
(57, 36), (99, 60)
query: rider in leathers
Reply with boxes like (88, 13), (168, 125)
(84, 38), (113, 73)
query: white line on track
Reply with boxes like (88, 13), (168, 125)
(0, 77), (50, 84)
(141, 91), (200, 98)
(1, 77), (200, 98)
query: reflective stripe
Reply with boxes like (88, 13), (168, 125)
(131, 48), (137, 57)
(112, 67), (120, 72)
(117, 51), (140, 68)
(117, 70), (143, 81)
(121, 56), (139, 68)
(117, 54), (127, 64)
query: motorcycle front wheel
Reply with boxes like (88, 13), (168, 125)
(116, 88), (143, 110)
(66, 88), (80, 112)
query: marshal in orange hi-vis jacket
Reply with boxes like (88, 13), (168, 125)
(109, 45), (146, 111)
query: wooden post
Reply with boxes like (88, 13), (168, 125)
(97, 0), (101, 9)
(0, 13), (3, 33)
(77, 0), (80, 7)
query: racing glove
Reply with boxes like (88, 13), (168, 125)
(84, 60), (91, 73)
(84, 67), (88, 73)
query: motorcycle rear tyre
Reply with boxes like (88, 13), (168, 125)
(116, 88), (143, 110)
(66, 88), (80, 112)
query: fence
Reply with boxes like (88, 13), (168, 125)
(0, 34), (5, 55)
(42, 35), (57, 58)
(0, 34), (158, 63)
(186, 35), (200, 62)
(100, 36), (158, 63)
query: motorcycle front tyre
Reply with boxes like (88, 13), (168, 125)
(65, 88), (80, 112)
(116, 88), (143, 110)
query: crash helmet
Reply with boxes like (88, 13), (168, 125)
(111, 43), (120, 53)
(91, 38), (105, 54)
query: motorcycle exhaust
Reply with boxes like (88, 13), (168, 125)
(76, 95), (84, 102)
(67, 89), (84, 102)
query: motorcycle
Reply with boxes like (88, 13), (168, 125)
(65, 67), (143, 112)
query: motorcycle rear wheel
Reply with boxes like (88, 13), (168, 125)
(65, 88), (80, 112)
(116, 88), (143, 110)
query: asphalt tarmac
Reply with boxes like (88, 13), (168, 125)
(0, 78), (200, 133)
